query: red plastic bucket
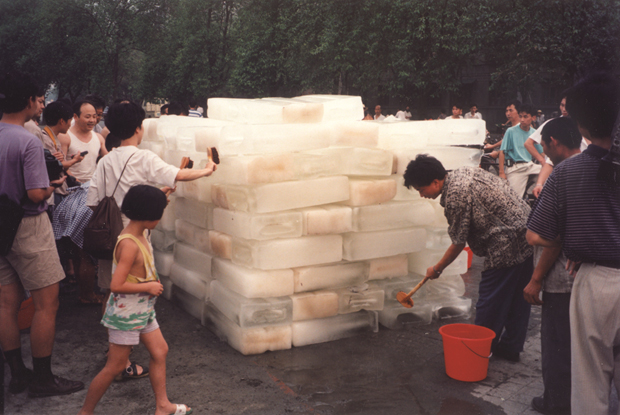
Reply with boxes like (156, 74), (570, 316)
(439, 323), (495, 382)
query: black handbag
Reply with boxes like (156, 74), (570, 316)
(0, 194), (25, 255)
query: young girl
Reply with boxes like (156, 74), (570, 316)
(78, 185), (191, 415)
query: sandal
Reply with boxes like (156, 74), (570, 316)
(170, 404), (193, 415)
(114, 362), (149, 381)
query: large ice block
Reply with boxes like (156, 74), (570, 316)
(367, 255), (409, 280)
(151, 229), (176, 252)
(291, 310), (378, 347)
(291, 291), (339, 321)
(376, 274), (429, 305)
(427, 119), (486, 146)
(215, 153), (295, 184)
(351, 200), (435, 232)
(173, 242), (213, 275)
(300, 205), (352, 235)
(160, 275), (173, 300)
(393, 146), (482, 174)
(290, 95), (364, 122)
(153, 249), (174, 277)
(344, 178), (397, 206)
(292, 261), (368, 293)
(329, 121), (379, 147)
(408, 249), (468, 276)
(212, 258), (294, 298)
(424, 273), (466, 298)
(209, 231), (232, 259)
(203, 303), (292, 355)
(376, 121), (430, 149)
(391, 174), (422, 201)
(207, 97), (323, 124)
(156, 195), (176, 231)
(171, 286), (206, 322)
(212, 208), (303, 240)
(209, 280), (292, 328)
(179, 177), (214, 204)
(212, 176), (350, 213)
(342, 228), (427, 261)
(302, 147), (393, 177)
(336, 283), (384, 314)
(232, 235), (343, 270)
(175, 197), (212, 229)
(425, 227), (453, 250)
(169, 263), (212, 301)
(378, 302), (433, 329)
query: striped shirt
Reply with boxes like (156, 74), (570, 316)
(527, 145), (620, 264)
(188, 109), (202, 118)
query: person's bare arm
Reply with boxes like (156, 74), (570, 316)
(524, 138), (546, 164)
(110, 240), (163, 296)
(523, 245), (562, 305)
(533, 163), (553, 198)
(27, 177), (66, 203)
(498, 150), (506, 179)
(58, 132), (71, 157)
(175, 161), (217, 181)
(526, 230), (561, 248)
(97, 133), (108, 156)
(424, 243), (466, 281)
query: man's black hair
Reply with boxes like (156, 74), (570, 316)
(84, 94), (106, 110)
(541, 117), (582, 149)
(168, 102), (185, 116)
(43, 101), (73, 126)
(506, 99), (522, 112)
(519, 103), (536, 117)
(189, 100), (197, 108)
(470, 103), (477, 108)
(0, 71), (44, 114)
(451, 103), (463, 110)
(403, 154), (447, 189)
(565, 72), (620, 140)
(104, 102), (145, 140)
(121, 185), (167, 221)
(160, 103), (169, 115)
(73, 100), (96, 117)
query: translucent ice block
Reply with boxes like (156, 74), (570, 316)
(173, 242), (213, 274)
(336, 283), (385, 314)
(159, 275), (173, 300)
(376, 121), (430, 149)
(215, 153), (295, 184)
(431, 297), (472, 320)
(292, 261), (368, 293)
(203, 303), (292, 355)
(291, 150), (341, 179)
(427, 119), (486, 146)
(408, 249), (468, 276)
(344, 178), (397, 206)
(156, 195), (176, 231)
(212, 176), (350, 213)
(329, 121), (379, 147)
(378, 302), (433, 329)
(211, 257), (294, 298)
(291, 310), (378, 347)
(367, 255), (409, 280)
(171, 286), (206, 322)
(425, 273), (466, 298)
(351, 200), (435, 232)
(207, 97), (324, 124)
(175, 220), (211, 253)
(212, 208), (302, 240)
(342, 228), (427, 261)
(290, 95), (364, 122)
(376, 274), (429, 305)
(303, 147), (393, 177)
(169, 263), (212, 301)
(175, 198), (212, 229)
(179, 176), (214, 204)
(163, 149), (210, 168)
(232, 234), (343, 270)
(153, 249), (174, 277)
(209, 280), (293, 328)
(151, 229), (176, 252)
(425, 227), (453, 250)
(300, 205), (352, 235)
(391, 174), (423, 201)
(291, 291), (339, 321)
(209, 230), (232, 259)
(393, 146), (482, 174)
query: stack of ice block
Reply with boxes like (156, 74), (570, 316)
(144, 95), (484, 354)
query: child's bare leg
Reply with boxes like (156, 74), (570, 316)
(78, 344), (132, 415)
(141, 329), (189, 415)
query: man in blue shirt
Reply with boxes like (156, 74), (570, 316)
(499, 103), (544, 198)
(527, 73), (620, 415)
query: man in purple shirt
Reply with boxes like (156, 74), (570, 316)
(0, 71), (83, 397)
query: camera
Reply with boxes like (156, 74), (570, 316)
(44, 149), (64, 181)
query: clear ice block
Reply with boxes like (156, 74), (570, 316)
(336, 283), (385, 314)
(169, 263), (212, 301)
(179, 176), (214, 204)
(209, 280), (293, 328)
(203, 303), (292, 355)
(212, 176), (350, 213)
(378, 302), (433, 329)
(426, 119), (486, 146)
(393, 146), (483, 174)
(425, 227), (453, 250)
(156, 195), (176, 231)
(290, 95), (364, 122)
(376, 120), (430, 149)
(171, 286), (207, 322)
(342, 228), (427, 261)
(291, 310), (378, 347)
(351, 200), (435, 232)
(215, 153), (295, 184)
(376, 274), (429, 305)
(329, 121), (379, 147)
(153, 249), (174, 277)
(291, 291), (340, 321)
(300, 205), (352, 235)
(292, 261), (368, 293)
(302, 147), (393, 177)
(344, 178), (397, 206)
(209, 230), (232, 259)
(367, 255), (409, 280)
(212, 208), (303, 240)
(173, 242), (213, 275)
(425, 273), (466, 298)
(408, 249), (468, 276)
(232, 235), (343, 270)
(151, 229), (176, 252)
(175, 198), (212, 229)
(207, 97), (324, 124)
(159, 275), (173, 300)
(431, 297), (472, 320)
(211, 257), (294, 298)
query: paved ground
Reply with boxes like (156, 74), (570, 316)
(1, 256), (570, 415)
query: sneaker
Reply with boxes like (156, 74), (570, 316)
(8, 368), (34, 394)
(531, 396), (571, 414)
(28, 375), (85, 398)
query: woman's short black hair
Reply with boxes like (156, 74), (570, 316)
(105, 102), (146, 140)
(403, 154), (447, 189)
(121, 185), (167, 221)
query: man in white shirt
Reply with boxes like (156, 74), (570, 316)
(464, 104), (482, 120)
(446, 104), (463, 119)
(374, 105), (386, 121)
(395, 106), (412, 120)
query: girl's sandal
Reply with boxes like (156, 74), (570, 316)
(170, 404), (193, 415)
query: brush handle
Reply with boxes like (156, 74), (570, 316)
(403, 278), (427, 299)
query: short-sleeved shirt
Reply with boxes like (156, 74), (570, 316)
(527, 145), (620, 264)
(440, 167), (532, 271)
(500, 124), (541, 162)
(86, 145), (180, 208)
(464, 112), (482, 120)
(0, 122), (50, 216)
(528, 118), (589, 167)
